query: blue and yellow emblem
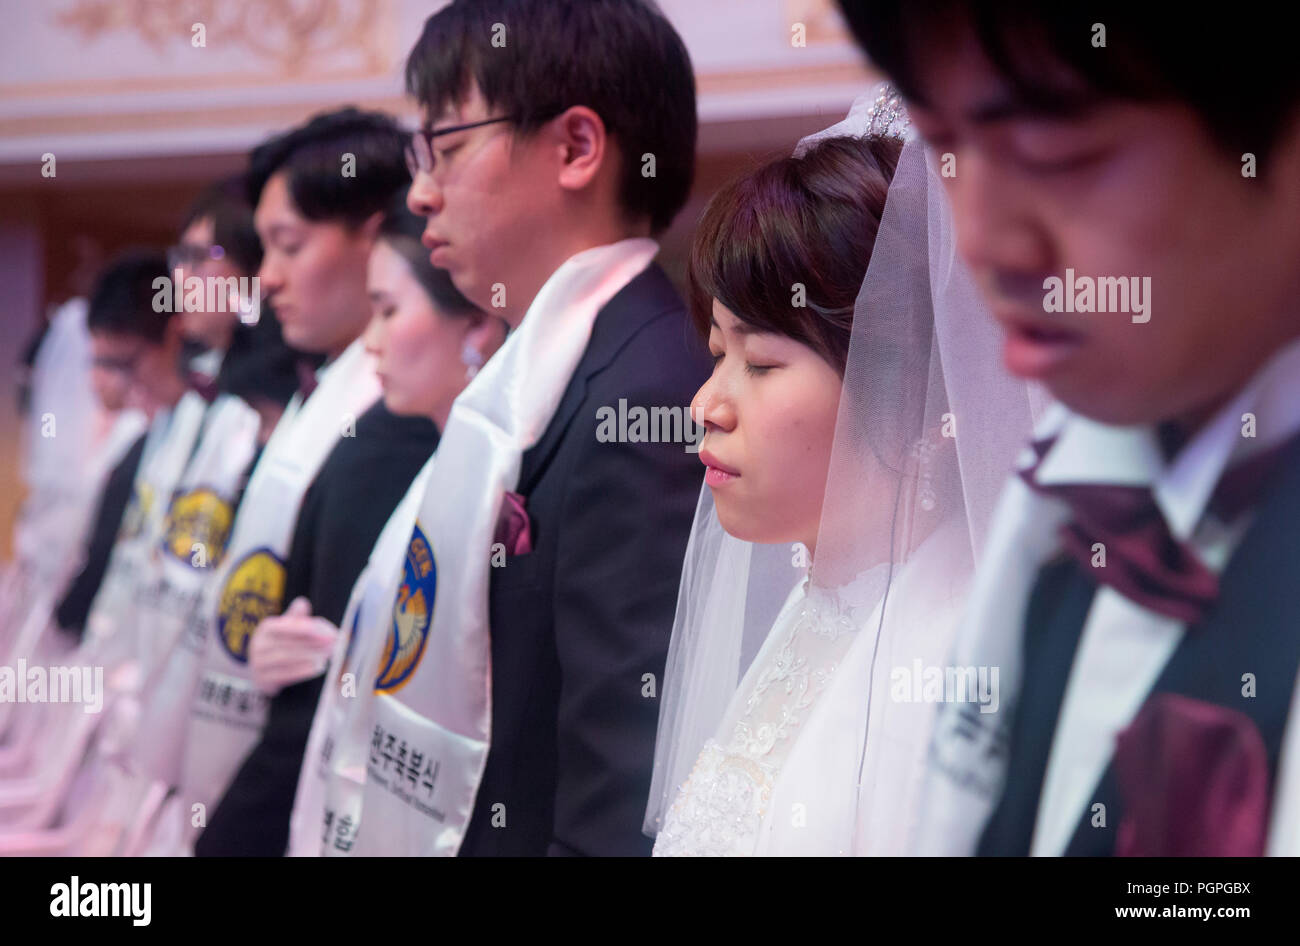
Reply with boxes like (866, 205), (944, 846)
(162, 487), (234, 567)
(216, 547), (286, 663)
(374, 524), (437, 693)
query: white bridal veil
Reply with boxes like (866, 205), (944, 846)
(644, 84), (1046, 850)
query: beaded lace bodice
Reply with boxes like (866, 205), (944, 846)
(653, 567), (887, 856)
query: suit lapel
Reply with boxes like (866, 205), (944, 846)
(517, 263), (680, 496)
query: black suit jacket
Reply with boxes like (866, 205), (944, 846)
(978, 434), (1300, 855)
(459, 262), (710, 856)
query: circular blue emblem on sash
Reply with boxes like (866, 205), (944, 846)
(374, 523), (437, 693)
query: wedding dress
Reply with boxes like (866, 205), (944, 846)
(646, 85), (1044, 856)
(655, 518), (977, 856)
(658, 555), (882, 855)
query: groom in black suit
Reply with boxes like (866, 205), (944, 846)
(838, 2), (1300, 854)
(404, 0), (707, 855)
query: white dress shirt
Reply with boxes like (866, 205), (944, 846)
(1029, 337), (1300, 854)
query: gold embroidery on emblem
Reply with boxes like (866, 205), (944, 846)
(217, 550), (286, 661)
(163, 488), (234, 566)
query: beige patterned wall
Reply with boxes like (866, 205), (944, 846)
(0, 0), (871, 164)
(0, 0), (876, 557)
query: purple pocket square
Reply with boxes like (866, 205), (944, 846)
(495, 490), (533, 557)
(1113, 693), (1269, 857)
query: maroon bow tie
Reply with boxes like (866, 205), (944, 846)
(1020, 431), (1296, 625)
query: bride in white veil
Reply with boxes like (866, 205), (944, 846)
(645, 85), (1045, 856)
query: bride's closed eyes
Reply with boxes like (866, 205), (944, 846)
(707, 346), (780, 376)
(708, 320), (788, 377)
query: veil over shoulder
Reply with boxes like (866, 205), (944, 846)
(645, 84), (1047, 854)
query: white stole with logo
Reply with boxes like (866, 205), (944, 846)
(81, 391), (209, 667)
(288, 456), (435, 856)
(342, 239), (658, 856)
(124, 393), (262, 785)
(170, 339), (378, 846)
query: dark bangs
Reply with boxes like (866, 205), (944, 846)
(688, 134), (901, 376)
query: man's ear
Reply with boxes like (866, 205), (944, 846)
(554, 106), (609, 194)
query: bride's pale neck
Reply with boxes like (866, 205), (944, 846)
(803, 486), (950, 588)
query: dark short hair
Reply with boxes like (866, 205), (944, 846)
(246, 107), (411, 227)
(180, 176), (263, 275)
(405, 0), (697, 235)
(687, 134), (902, 375)
(837, 1), (1300, 163)
(376, 192), (479, 319)
(213, 307), (302, 408)
(86, 251), (173, 343)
